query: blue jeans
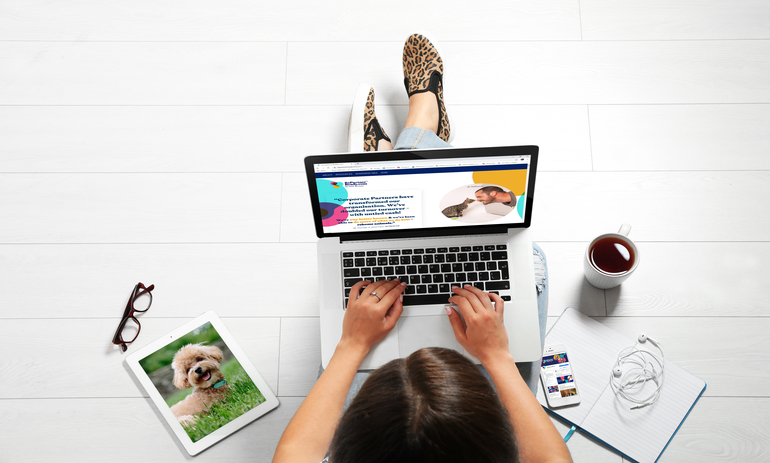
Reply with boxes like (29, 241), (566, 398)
(320, 243), (549, 410)
(393, 127), (453, 150)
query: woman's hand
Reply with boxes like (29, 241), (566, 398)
(446, 285), (511, 364)
(341, 278), (407, 352)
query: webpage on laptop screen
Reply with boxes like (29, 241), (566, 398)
(314, 155), (532, 234)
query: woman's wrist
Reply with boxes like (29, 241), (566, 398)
(479, 349), (517, 373)
(334, 338), (371, 364)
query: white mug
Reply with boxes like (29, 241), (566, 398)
(583, 224), (640, 289)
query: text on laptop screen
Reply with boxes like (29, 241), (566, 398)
(313, 155), (532, 234)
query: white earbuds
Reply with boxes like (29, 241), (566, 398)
(610, 334), (665, 410)
(638, 333), (661, 347)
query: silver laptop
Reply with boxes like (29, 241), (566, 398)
(305, 146), (541, 369)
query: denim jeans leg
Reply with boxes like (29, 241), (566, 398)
(517, 242), (548, 392)
(393, 127), (453, 150)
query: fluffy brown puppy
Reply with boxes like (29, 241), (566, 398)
(169, 343), (230, 424)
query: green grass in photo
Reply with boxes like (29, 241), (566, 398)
(173, 360), (266, 442)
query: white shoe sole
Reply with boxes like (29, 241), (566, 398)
(347, 83), (371, 152)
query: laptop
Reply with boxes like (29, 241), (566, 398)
(304, 146), (541, 369)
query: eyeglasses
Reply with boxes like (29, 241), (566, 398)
(112, 282), (154, 352)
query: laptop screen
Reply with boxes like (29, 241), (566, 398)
(305, 146), (538, 239)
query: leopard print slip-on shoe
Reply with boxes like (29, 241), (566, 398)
(363, 87), (391, 152)
(348, 84), (391, 152)
(402, 31), (453, 143)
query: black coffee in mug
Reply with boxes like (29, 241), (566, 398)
(589, 236), (635, 274)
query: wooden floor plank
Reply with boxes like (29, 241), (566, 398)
(581, 0), (770, 41)
(0, 106), (350, 173)
(605, 242), (770, 317)
(279, 173), (317, 243)
(0, 0), (581, 42)
(0, 173), (282, 243)
(0, 42), (286, 105)
(529, 171), (770, 242)
(444, 105), (593, 171)
(0, 243), (320, 318)
(590, 104), (770, 171)
(278, 317), (321, 397)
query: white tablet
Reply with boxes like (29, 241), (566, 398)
(126, 311), (279, 455)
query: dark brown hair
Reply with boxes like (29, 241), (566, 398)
(476, 186), (506, 195)
(328, 347), (519, 463)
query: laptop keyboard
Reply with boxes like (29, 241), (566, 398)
(341, 244), (511, 309)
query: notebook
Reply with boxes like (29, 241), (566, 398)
(304, 146), (542, 369)
(537, 307), (707, 463)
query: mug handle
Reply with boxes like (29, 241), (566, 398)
(618, 223), (632, 236)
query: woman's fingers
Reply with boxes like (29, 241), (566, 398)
(446, 286), (510, 362)
(449, 285), (480, 312)
(447, 285), (503, 323)
(348, 280), (371, 305)
(341, 278), (408, 351)
(376, 279), (407, 311)
(488, 291), (505, 318)
(449, 285), (495, 312)
(461, 285), (495, 310)
(448, 290), (476, 320)
(384, 288), (405, 330)
(359, 278), (392, 299)
(351, 278), (405, 314)
(446, 306), (468, 344)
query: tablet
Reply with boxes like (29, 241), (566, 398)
(126, 311), (279, 455)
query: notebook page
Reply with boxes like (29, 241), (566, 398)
(580, 350), (706, 463)
(536, 307), (632, 426)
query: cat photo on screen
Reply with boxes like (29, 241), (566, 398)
(439, 184), (514, 224)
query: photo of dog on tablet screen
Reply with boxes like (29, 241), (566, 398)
(138, 322), (266, 442)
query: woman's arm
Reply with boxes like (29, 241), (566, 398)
(272, 278), (406, 463)
(447, 285), (572, 463)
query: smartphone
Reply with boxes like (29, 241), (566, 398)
(540, 344), (581, 407)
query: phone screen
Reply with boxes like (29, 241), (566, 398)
(541, 351), (578, 400)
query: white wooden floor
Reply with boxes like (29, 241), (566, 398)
(2, 1), (769, 461)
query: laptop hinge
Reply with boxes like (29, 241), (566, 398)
(338, 226), (511, 243)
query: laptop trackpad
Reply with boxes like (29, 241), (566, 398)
(397, 315), (464, 357)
